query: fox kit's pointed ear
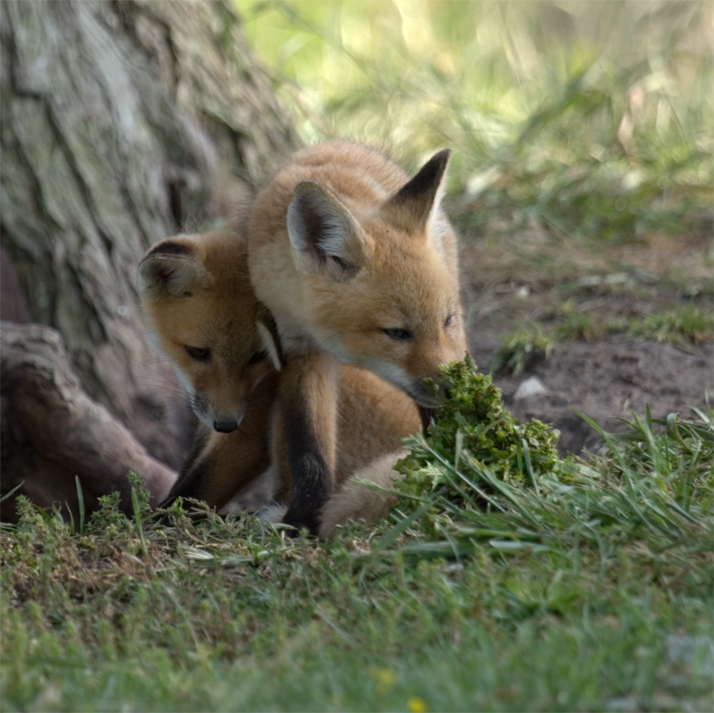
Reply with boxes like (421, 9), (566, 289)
(138, 240), (209, 300)
(287, 180), (370, 280)
(386, 149), (451, 231)
(256, 305), (283, 371)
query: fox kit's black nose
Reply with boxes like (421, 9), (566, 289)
(213, 420), (238, 433)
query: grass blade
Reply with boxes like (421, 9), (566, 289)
(377, 501), (434, 551)
(75, 476), (85, 534)
(131, 486), (148, 556)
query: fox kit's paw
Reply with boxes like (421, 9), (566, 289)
(258, 501), (321, 537)
(258, 502), (288, 524)
(319, 450), (407, 539)
(281, 505), (322, 537)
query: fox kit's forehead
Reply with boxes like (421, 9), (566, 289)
(371, 264), (457, 326)
(195, 237), (251, 288)
(307, 253), (458, 339)
(141, 230), (262, 352)
(160, 285), (260, 346)
(361, 214), (457, 288)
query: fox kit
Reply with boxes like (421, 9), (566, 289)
(139, 231), (278, 508)
(138, 230), (420, 531)
(248, 141), (467, 532)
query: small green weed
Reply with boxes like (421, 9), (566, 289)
(554, 308), (600, 342)
(490, 326), (556, 375)
(398, 355), (559, 496)
(632, 303), (714, 346)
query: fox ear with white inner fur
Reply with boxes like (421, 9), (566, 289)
(385, 149), (451, 234)
(138, 240), (210, 300)
(287, 180), (370, 281)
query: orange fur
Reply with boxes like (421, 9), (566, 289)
(139, 231), (273, 432)
(248, 141), (467, 530)
(139, 229), (420, 524)
(139, 231), (276, 509)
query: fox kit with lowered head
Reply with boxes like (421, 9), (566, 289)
(139, 231), (279, 508)
(138, 230), (421, 532)
(248, 141), (467, 533)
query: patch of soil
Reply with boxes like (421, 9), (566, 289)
(458, 226), (713, 455)
(469, 336), (713, 455)
(459, 229), (711, 340)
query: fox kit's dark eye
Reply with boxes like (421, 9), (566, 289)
(383, 328), (413, 341)
(445, 315), (454, 328)
(248, 350), (268, 365)
(185, 345), (210, 362)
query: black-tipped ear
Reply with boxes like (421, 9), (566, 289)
(256, 305), (283, 371)
(287, 181), (368, 280)
(138, 240), (209, 299)
(388, 149), (451, 227)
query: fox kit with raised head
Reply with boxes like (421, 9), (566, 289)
(139, 230), (420, 530)
(248, 141), (467, 532)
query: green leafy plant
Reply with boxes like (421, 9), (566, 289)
(633, 303), (714, 346)
(388, 357), (713, 562)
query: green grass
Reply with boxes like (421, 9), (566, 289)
(2, 362), (712, 712)
(554, 302), (714, 347)
(491, 327), (557, 376)
(236, 0), (712, 244)
(393, 360), (712, 559)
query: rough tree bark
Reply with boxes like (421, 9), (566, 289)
(1, 322), (177, 522)
(0, 0), (300, 514)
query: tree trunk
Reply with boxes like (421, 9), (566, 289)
(1, 322), (177, 523)
(0, 0), (299, 475)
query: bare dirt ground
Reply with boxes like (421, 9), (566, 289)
(470, 336), (712, 454)
(458, 223), (713, 455)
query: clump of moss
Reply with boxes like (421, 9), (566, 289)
(396, 355), (560, 506)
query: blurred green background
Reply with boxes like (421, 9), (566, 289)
(235, 0), (712, 242)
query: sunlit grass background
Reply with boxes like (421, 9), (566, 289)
(236, 0), (712, 242)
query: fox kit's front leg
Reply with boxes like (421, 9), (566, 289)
(278, 350), (339, 533)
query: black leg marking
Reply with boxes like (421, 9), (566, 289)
(281, 398), (331, 535)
